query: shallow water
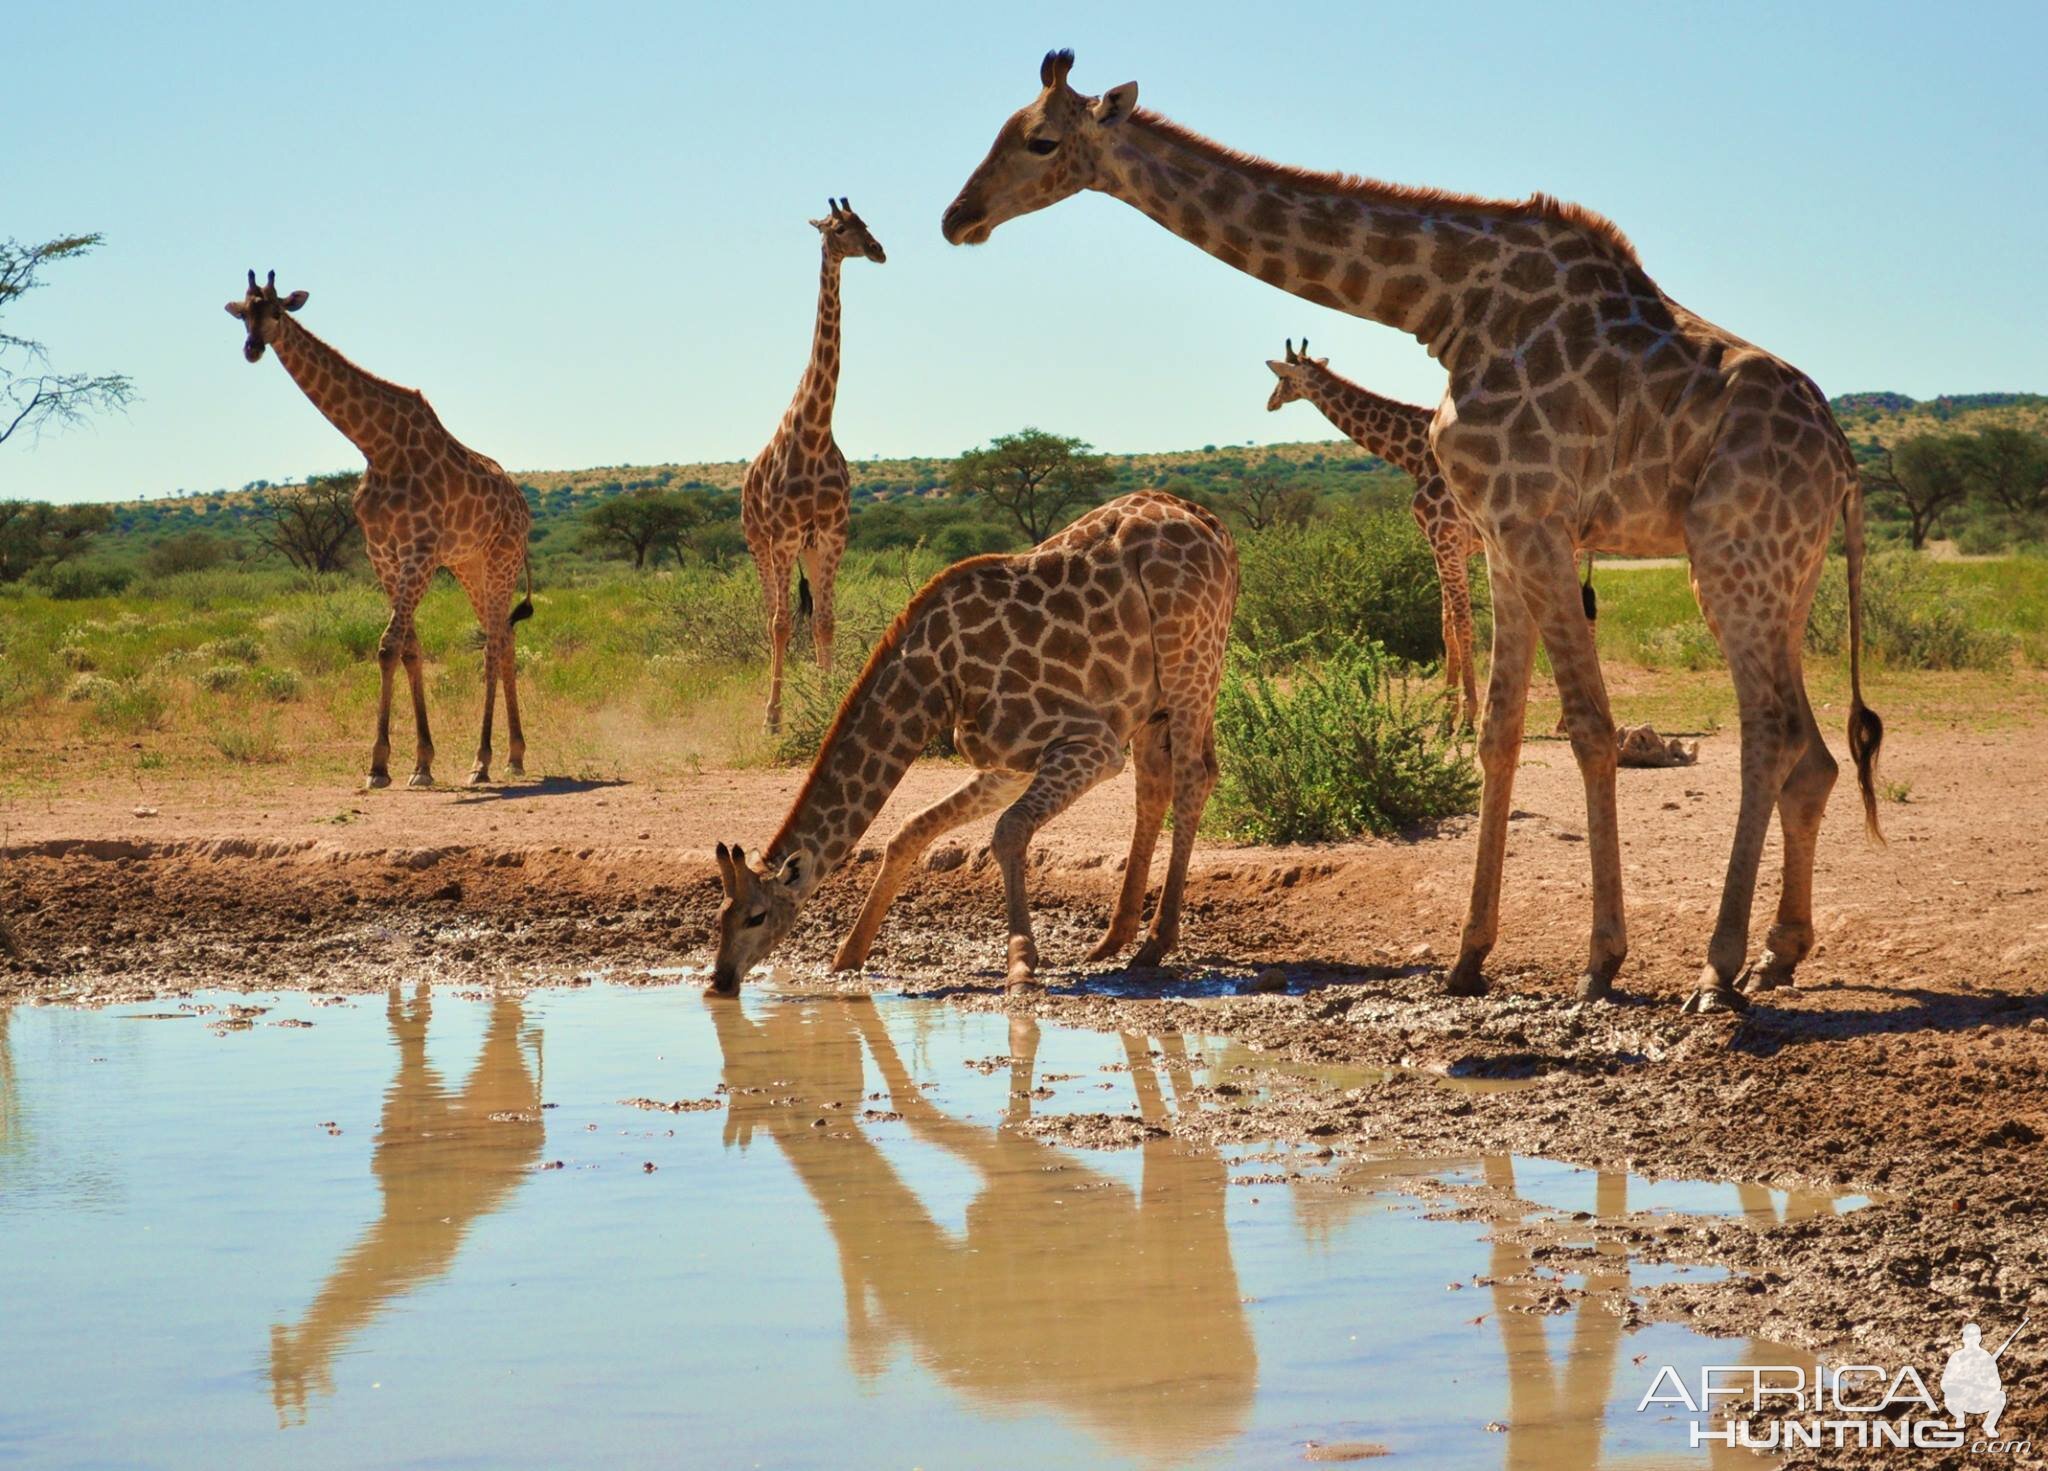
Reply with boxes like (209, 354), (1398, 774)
(0, 987), (1856, 1469)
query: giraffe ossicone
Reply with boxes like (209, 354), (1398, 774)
(743, 198), (886, 733)
(709, 492), (1238, 993)
(227, 270), (535, 791)
(945, 51), (1883, 1014)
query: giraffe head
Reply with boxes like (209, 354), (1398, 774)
(1264, 339), (1328, 412)
(709, 841), (814, 992)
(812, 198), (887, 264)
(941, 49), (1139, 245)
(224, 270), (309, 363)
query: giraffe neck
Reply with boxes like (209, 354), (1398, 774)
(767, 631), (945, 880)
(268, 313), (426, 464)
(1096, 112), (1588, 361)
(1297, 364), (1436, 481)
(791, 249), (845, 428)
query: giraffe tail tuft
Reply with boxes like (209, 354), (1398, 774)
(797, 568), (813, 621)
(508, 557), (535, 627)
(1844, 469), (1884, 844)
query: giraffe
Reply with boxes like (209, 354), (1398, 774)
(1264, 337), (1486, 728)
(710, 491), (1238, 991)
(227, 271), (534, 790)
(943, 51), (1882, 1015)
(744, 199), (887, 732)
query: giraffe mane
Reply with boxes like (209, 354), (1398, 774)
(1128, 109), (1641, 267)
(766, 553), (1011, 861)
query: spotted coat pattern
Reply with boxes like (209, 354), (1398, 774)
(711, 492), (1239, 990)
(228, 274), (532, 790)
(943, 51), (1883, 1014)
(1266, 341), (1485, 728)
(743, 201), (886, 731)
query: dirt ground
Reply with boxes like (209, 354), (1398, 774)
(5, 720), (2048, 1465)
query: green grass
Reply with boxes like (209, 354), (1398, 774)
(3, 546), (2042, 797)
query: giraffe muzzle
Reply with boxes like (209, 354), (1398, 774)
(941, 200), (990, 245)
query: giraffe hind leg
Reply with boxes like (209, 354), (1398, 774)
(1086, 717), (1171, 963)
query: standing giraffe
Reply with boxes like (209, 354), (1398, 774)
(943, 51), (1881, 1014)
(711, 491), (1237, 991)
(1264, 337), (1485, 728)
(744, 199), (887, 732)
(227, 271), (533, 790)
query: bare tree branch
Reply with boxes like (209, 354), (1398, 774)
(0, 233), (136, 449)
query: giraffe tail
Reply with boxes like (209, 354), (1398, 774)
(509, 555), (535, 627)
(796, 568), (813, 621)
(1579, 553), (1597, 623)
(1843, 469), (1884, 844)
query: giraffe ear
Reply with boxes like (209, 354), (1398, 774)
(1092, 81), (1138, 126)
(282, 290), (309, 312)
(775, 854), (804, 889)
(225, 300), (248, 319)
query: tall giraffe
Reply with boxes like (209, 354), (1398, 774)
(1264, 337), (1485, 728)
(227, 271), (534, 789)
(744, 199), (887, 732)
(943, 51), (1882, 1015)
(711, 491), (1237, 991)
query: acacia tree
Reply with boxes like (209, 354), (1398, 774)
(1863, 438), (1969, 551)
(0, 234), (135, 448)
(949, 429), (1115, 544)
(1959, 425), (2048, 520)
(1213, 465), (1315, 532)
(252, 474), (360, 573)
(581, 487), (699, 568)
(0, 500), (113, 582)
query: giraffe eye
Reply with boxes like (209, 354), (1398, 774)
(742, 911), (766, 929)
(1025, 137), (1059, 156)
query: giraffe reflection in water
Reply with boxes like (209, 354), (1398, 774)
(704, 995), (1256, 1465)
(270, 986), (542, 1426)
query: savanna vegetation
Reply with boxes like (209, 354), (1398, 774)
(4, 389), (2045, 841)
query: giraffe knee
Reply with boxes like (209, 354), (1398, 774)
(990, 812), (1034, 864)
(1565, 713), (1617, 771)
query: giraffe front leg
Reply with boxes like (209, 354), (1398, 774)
(468, 627), (505, 787)
(367, 571), (430, 791)
(833, 769), (1027, 971)
(402, 628), (435, 788)
(1449, 559), (1538, 996)
(367, 639), (398, 790)
(991, 735), (1126, 986)
(759, 551), (794, 734)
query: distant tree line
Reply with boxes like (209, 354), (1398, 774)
(1859, 424), (2048, 552)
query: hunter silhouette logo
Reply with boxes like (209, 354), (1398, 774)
(1639, 1315), (2032, 1454)
(1943, 1319), (2027, 1439)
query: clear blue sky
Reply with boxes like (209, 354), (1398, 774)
(9, 0), (2045, 504)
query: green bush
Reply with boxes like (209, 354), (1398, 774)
(1208, 637), (1480, 843)
(1231, 507), (1457, 666)
(1636, 620), (1722, 672)
(252, 668), (303, 703)
(211, 718), (284, 763)
(30, 560), (133, 600)
(1807, 552), (2016, 671)
(81, 677), (169, 733)
(202, 633), (264, 665)
(198, 664), (246, 693)
(267, 585), (389, 672)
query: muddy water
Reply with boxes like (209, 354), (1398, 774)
(0, 987), (1856, 1469)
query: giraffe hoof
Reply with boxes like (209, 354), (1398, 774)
(1577, 972), (1619, 1004)
(1006, 964), (1040, 990)
(830, 941), (869, 973)
(466, 770), (490, 788)
(506, 760), (525, 778)
(407, 772), (435, 789)
(1681, 985), (1749, 1016)
(364, 772), (391, 791)
(1082, 936), (1126, 964)
(1445, 959), (1488, 997)
(1129, 938), (1171, 969)
(1737, 956), (1796, 994)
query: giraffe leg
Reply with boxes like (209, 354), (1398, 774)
(757, 547), (795, 734)
(367, 564), (432, 791)
(1432, 537), (1478, 732)
(1683, 563), (1808, 1014)
(800, 534), (843, 677)
(1130, 711), (1220, 967)
(401, 623), (435, 788)
(1086, 718), (1171, 962)
(453, 561), (509, 786)
(1448, 556), (1538, 996)
(832, 769), (1029, 971)
(991, 734), (1127, 986)
(1747, 681), (1837, 993)
(500, 632), (526, 778)
(1517, 535), (1629, 1002)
